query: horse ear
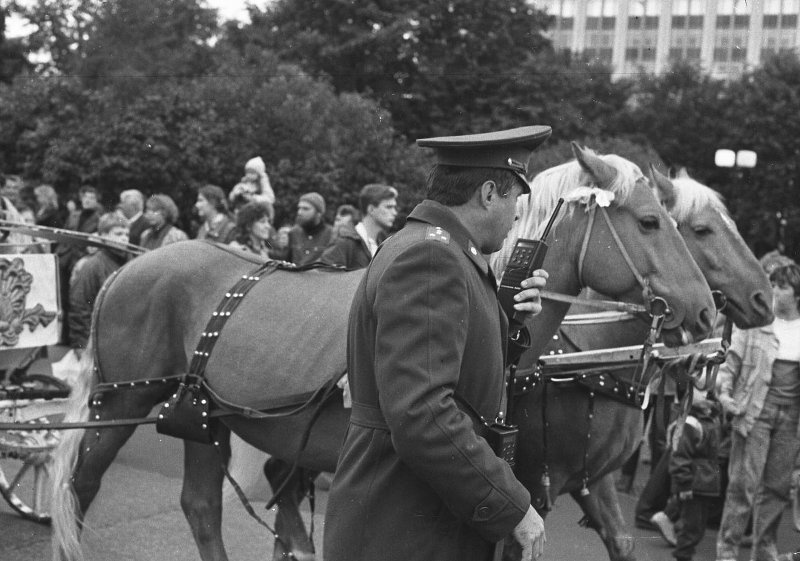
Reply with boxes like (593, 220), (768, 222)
(649, 164), (676, 211)
(571, 141), (617, 190)
(675, 166), (690, 179)
(572, 144), (617, 189)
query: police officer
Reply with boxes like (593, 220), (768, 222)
(323, 126), (552, 561)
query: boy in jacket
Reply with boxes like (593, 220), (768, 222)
(669, 395), (723, 561)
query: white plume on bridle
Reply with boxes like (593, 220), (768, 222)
(490, 152), (646, 276)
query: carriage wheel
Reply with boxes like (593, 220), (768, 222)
(0, 446), (54, 524)
(0, 374), (68, 523)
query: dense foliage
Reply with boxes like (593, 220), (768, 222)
(2, 0), (800, 257)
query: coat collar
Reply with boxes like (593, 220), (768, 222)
(407, 200), (491, 280)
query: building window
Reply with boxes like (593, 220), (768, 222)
(761, 0), (798, 61)
(670, 0), (704, 63)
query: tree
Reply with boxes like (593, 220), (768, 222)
(8, 0), (101, 74)
(77, 0), (220, 87)
(0, 8), (31, 82)
(0, 52), (429, 230)
(9, 0), (219, 83)
(229, 0), (555, 139)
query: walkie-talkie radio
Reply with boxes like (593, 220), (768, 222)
(498, 198), (564, 330)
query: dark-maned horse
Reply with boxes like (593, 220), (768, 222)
(488, 166), (773, 560)
(51, 144), (716, 561)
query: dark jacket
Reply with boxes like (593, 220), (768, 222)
(324, 200), (530, 561)
(287, 221), (333, 266)
(669, 401), (722, 497)
(318, 223), (371, 270)
(57, 207), (103, 274)
(128, 214), (149, 247)
(68, 248), (127, 349)
(35, 206), (64, 229)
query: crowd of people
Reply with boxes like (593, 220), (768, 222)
(1, 157), (401, 366)
(620, 255), (800, 561)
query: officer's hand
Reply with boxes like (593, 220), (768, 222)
(513, 270), (548, 320)
(512, 505), (545, 561)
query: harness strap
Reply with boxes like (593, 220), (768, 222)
(540, 291), (646, 314)
(598, 205), (652, 299)
(577, 204), (596, 288)
(187, 261), (279, 386)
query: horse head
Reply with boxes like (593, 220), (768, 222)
(650, 165), (773, 329)
(492, 142), (715, 357)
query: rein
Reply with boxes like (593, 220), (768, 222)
(579, 202), (657, 306)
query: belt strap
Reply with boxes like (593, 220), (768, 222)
(350, 401), (389, 430)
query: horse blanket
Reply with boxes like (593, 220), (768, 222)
(204, 266), (364, 411)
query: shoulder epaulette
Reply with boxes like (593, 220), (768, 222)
(425, 225), (450, 244)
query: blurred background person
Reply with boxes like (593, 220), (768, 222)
(716, 263), (800, 561)
(269, 223), (292, 261)
(118, 189), (147, 246)
(228, 201), (272, 259)
(140, 194), (188, 250)
(195, 184), (235, 243)
(229, 156), (275, 213)
(33, 184), (64, 229)
(320, 184), (398, 269)
(287, 191), (332, 265)
(68, 212), (130, 358)
(57, 185), (103, 342)
(331, 203), (360, 242)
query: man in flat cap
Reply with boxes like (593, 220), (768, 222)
(324, 126), (552, 561)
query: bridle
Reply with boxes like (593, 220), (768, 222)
(576, 194), (660, 313)
(539, 191), (666, 320)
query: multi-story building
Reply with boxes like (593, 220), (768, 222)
(536, 0), (800, 79)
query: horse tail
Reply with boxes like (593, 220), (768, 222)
(51, 342), (96, 561)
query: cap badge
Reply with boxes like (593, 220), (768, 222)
(507, 158), (527, 175)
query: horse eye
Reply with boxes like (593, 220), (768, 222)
(693, 226), (712, 237)
(639, 216), (659, 231)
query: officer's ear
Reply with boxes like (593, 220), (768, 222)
(478, 180), (498, 209)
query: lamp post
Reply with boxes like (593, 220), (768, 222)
(716, 148), (772, 255)
(714, 149), (757, 169)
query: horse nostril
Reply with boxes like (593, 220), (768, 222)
(752, 290), (771, 314)
(699, 307), (714, 335)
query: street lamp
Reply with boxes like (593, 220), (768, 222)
(714, 149), (757, 168)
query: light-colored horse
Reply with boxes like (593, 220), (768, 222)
(50, 144), (716, 561)
(489, 165), (772, 560)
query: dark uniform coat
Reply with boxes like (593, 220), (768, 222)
(324, 200), (531, 561)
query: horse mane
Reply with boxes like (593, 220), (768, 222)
(668, 174), (729, 224)
(490, 151), (645, 276)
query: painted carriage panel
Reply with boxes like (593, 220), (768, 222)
(0, 253), (59, 350)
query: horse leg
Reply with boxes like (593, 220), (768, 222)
(263, 457), (317, 561)
(571, 473), (636, 561)
(181, 428), (231, 561)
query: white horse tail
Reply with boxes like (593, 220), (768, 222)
(51, 343), (95, 561)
